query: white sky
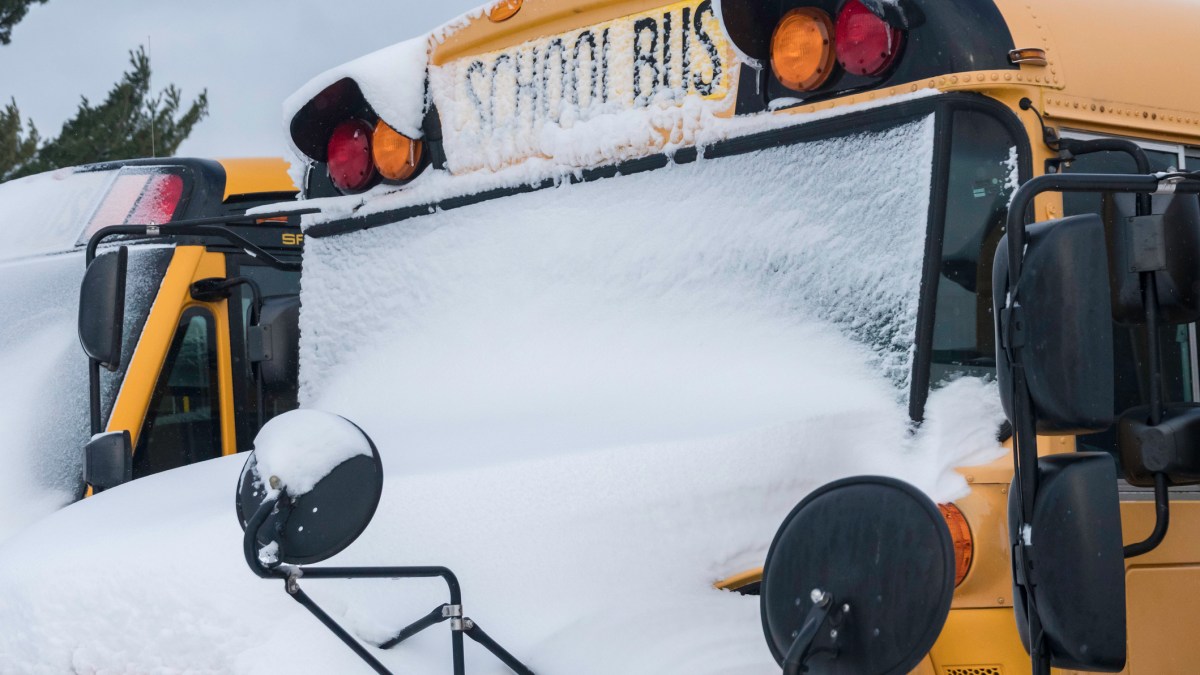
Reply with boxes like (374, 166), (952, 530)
(0, 0), (483, 160)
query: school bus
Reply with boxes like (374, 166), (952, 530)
(269, 0), (1200, 673)
(0, 157), (302, 517)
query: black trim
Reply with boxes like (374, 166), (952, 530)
(909, 101), (955, 422)
(311, 93), (971, 238)
(908, 94), (1033, 421)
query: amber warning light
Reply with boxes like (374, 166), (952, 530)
(939, 502), (974, 587)
(770, 0), (906, 93)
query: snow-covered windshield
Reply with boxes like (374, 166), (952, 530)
(300, 117), (935, 471)
(0, 168), (115, 262)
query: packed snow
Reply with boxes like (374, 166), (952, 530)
(251, 409), (373, 497)
(0, 246), (169, 544)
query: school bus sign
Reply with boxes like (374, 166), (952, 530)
(430, 0), (738, 171)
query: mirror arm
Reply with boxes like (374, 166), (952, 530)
(88, 360), (102, 437)
(85, 207), (320, 270)
(1125, 472), (1171, 558)
(780, 591), (835, 675)
(242, 497), (284, 579)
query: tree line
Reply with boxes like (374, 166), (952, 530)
(0, 0), (208, 182)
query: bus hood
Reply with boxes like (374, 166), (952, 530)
(0, 375), (1002, 673)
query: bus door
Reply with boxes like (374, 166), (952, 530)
(106, 245), (237, 478)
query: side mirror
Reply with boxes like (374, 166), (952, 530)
(760, 477), (954, 674)
(252, 296), (301, 392)
(78, 247), (128, 371)
(1106, 192), (1200, 325)
(1008, 453), (1126, 671)
(237, 409), (382, 565)
(84, 430), (132, 491)
(994, 214), (1114, 433)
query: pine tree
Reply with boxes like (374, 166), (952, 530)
(2, 47), (209, 181)
(0, 0), (46, 45)
(0, 99), (39, 180)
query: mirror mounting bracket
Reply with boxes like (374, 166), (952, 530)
(780, 590), (844, 675)
(242, 496), (534, 675)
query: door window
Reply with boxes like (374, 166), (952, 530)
(133, 307), (222, 477)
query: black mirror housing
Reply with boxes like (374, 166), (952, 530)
(84, 430), (132, 490)
(78, 247), (128, 371)
(1009, 453), (1126, 671)
(994, 214), (1115, 434)
(1119, 403), (1200, 487)
(1106, 193), (1200, 326)
(252, 296), (301, 391)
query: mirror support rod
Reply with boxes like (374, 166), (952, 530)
(85, 207), (320, 271)
(242, 499), (534, 675)
(1125, 473), (1171, 558)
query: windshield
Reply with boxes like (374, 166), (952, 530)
(0, 246), (169, 541)
(298, 116), (937, 472)
(0, 168), (116, 262)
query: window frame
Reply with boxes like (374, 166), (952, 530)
(133, 304), (222, 477)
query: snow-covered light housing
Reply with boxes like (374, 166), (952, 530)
(286, 38), (433, 196)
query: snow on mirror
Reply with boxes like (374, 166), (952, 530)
(760, 477), (954, 674)
(236, 409), (383, 565)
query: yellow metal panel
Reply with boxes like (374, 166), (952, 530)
(214, 157), (297, 201)
(107, 247), (206, 448)
(1126, 564), (1200, 674)
(928, 608), (1029, 675)
(106, 247), (236, 457)
(191, 251), (238, 456)
(433, 0), (675, 66)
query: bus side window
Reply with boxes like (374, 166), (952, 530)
(1065, 146), (1195, 460)
(928, 109), (1019, 385)
(133, 308), (222, 478)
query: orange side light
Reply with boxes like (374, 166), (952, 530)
(372, 121), (424, 182)
(770, 8), (837, 92)
(488, 0), (523, 23)
(939, 503), (974, 587)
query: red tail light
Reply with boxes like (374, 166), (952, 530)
(327, 119), (377, 193)
(129, 173), (184, 224)
(835, 0), (904, 77)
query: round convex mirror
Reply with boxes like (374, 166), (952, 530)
(760, 476), (954, 675)
(236, 409), (384, 565)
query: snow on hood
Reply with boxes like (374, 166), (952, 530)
(251, 409), (373, 497)
(0, 378), (1003, 674)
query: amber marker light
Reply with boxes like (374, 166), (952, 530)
(771, 8), (837, 92)
(488, 0), (522, 23)
(372, 121), (424, 182)
(939, 503), (974, 587)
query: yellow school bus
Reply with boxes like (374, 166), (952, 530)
(0, 157), (301, 518)
(278, 0), (1200, 672)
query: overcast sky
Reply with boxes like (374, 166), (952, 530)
(0, 0), (482, 160)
